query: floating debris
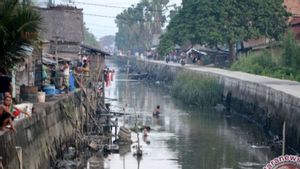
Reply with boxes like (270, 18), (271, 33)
(250, 145), (270, 149)
(87, 156), (103, 169)
(238, 162), (265, 168)
(131, 143), (143, 157)
(88, 141), (98, 151)
(54, 160), (80, 169)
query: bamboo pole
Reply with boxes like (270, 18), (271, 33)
(15, 146), (22, 169)
(0, 156), (3, 169)
(282, 121), (286, 155)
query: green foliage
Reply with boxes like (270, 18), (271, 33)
(157, 33), (174, 57)
(231, 47), (300, 82)
(231, 51), (277, 74)
(281, 31), (300, 69)
(172, 73), (223, 106)
(115, 0), (169, 52)
(100, 35), (115, 47)
(0, 0), (41, 72)
(159, 0), (289, 61)
(84, 25), (100, 48)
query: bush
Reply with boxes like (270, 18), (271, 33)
(172, 73), (223, 106)
(231, 46), (300, 82)
(281, 31), (300, 69)
(231, 50), (277, 75)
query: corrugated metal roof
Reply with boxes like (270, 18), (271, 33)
(80, 44), (111, 56)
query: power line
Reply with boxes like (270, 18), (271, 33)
(83, 13), (164, 23)
(85, 24), (117, 29)
(75, 1), (127, 9)
(75, 1), (170, 13)
(83, 13), (116, 19)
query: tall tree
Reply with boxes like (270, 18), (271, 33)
(83, 24), (100, 48)
(0, 0), (41, 71)
(115, 0), (169, 53)
(160, 0), (289, 61)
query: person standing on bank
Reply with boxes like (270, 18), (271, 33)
(61, 62), (70, 93)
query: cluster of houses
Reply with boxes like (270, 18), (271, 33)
(151, 0), (300, 67)
(13, 5), (109, 104)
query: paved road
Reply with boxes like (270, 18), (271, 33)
(147, 59), (300, 99)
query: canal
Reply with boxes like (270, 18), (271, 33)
(103, 60), (276, 169)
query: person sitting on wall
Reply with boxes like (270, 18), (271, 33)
(0, 96), (16, 132)
(4, 93), (30, 119)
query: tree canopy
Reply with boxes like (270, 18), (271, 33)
(159, 0), (289, 61)
(0, 0), (41, 72)
(115, 0), (169, 53)
(84, 24), (100, 48)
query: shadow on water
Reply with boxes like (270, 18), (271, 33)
(103, 59), (276, 169)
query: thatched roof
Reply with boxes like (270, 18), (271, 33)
(36, 6), (84, 43)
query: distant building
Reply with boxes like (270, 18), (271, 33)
(242, 0), (300, 50)
(284, 0), (300, 16)
(285, 0), (300, 41)
(291, 16), (300, 40)
(36, 6), (84, 59)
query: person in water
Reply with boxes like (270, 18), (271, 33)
(153, 105), (161, 117)
(143, 126), (151, 145)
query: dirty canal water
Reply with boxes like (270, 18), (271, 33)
(103, 60), (276, 169)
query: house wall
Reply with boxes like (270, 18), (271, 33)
(0, 91), (88, 169)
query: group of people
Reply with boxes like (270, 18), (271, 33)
(141, 105), (162, 144)
(104, 67), (115, 87)
(0, 92), (30, 132)
(165, 52), (187, 65)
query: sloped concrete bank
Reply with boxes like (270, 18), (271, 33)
(0, 91), (88, 169)
(132, 59), (300, 153)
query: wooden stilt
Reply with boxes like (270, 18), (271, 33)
(0, 156), (4, 169)
(15, 146), (22, 169)
(282, 121), (286, 155)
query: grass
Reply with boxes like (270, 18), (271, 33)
(231, 49), (300, 82)
(171, 72), (223, 106)
(231, 32), (300, 82)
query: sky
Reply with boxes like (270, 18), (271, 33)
(36, 0), (182, 39)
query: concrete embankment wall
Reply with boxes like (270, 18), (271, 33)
(0, 91), (86, 169)
(133, 59), (300, 153)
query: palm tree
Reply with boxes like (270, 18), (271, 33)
(0, 0), (41, 72)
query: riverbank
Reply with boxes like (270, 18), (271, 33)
(0, 90), (92, 169)
(127, 58), (300, 154)
(99, 59), (276, 169)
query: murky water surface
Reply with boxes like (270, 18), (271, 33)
(104, 60), (276, 169)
